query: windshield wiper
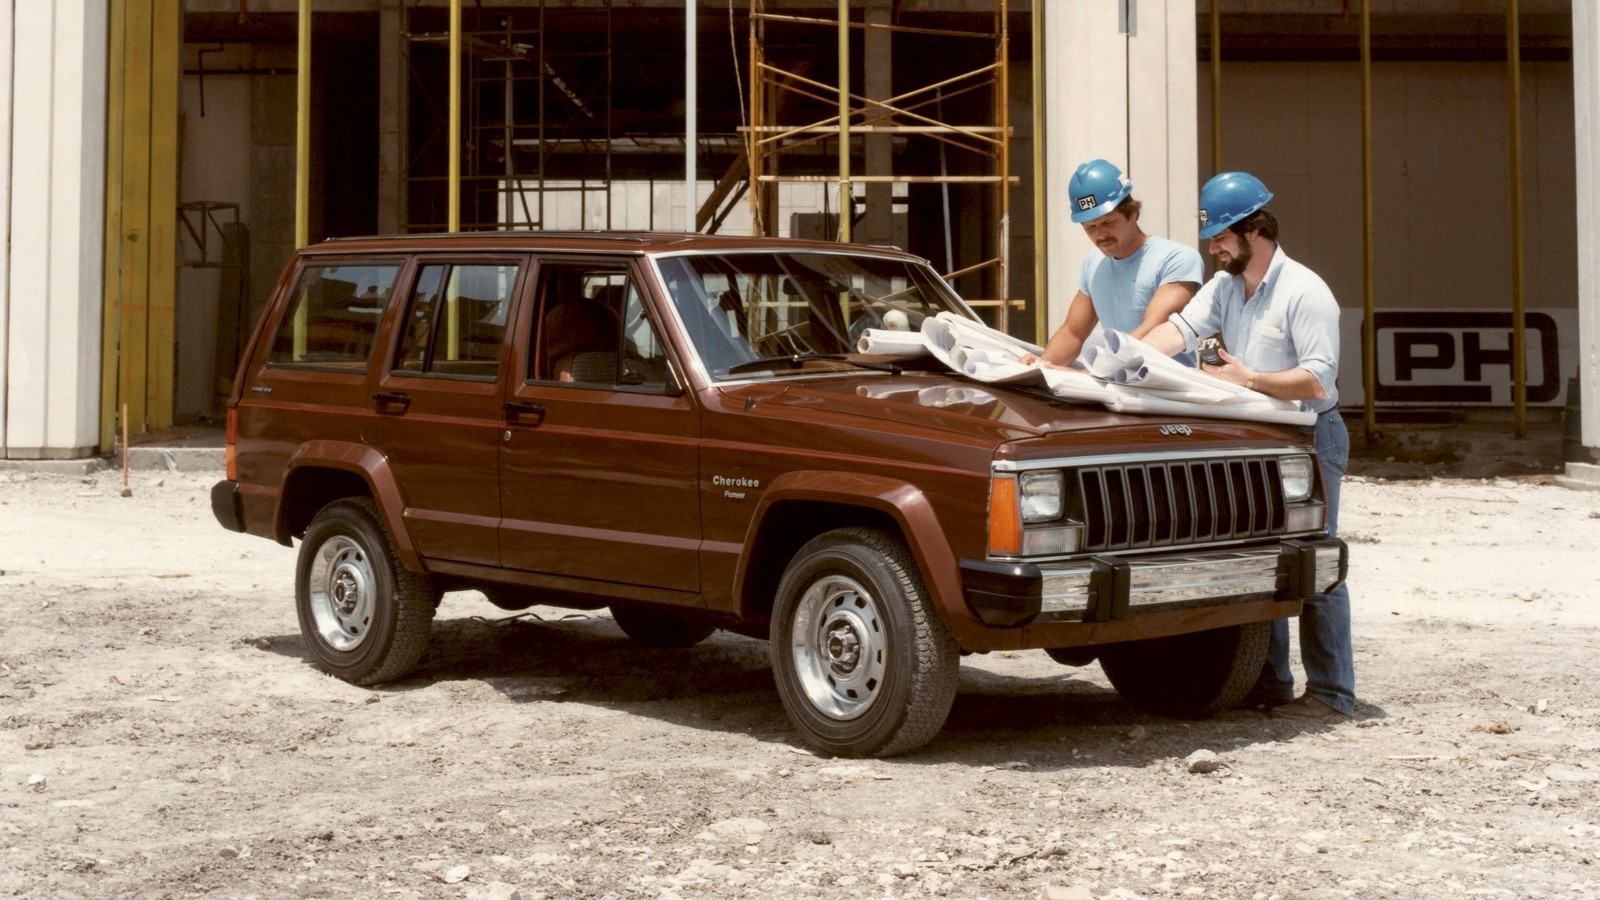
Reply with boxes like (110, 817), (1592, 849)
(724, 353), (901, 377)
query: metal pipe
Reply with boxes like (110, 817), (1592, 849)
(448, 0), (461, 233)
(1209, 0), (1221, 172)
(996, 0), (1010, 331)
(1508, 0), (1527, 438)
(838, 0), (850, 243)
(749, 0), (762, 235)
(1361, 0), (1377, 444)
(296, 0), (310, 247)
(687, 0), (697, 232)
(1032, 0), (1046, 346)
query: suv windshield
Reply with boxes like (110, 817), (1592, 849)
(654, 251), (973, 380)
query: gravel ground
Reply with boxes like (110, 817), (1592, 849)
(1, 458), (1598, 899)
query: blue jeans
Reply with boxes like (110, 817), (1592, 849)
(1259, 409), (1355, 714)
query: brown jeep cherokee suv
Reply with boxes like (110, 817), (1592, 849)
(212, 231), (1345, 757)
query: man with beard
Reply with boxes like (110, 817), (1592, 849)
(1141, 170), (1354, 722)
(1026, 159), (1203, 367)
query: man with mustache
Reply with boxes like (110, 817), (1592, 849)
(1142, 170), (1355, 722)
(1028, 159), (1204, 367)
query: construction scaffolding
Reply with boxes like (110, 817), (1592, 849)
(404, 2), (618, 233)
(744, 0), (1021, 329)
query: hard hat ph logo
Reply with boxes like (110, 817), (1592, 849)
(1077, 196), (1097, 212)
(1198, 209), (1209, 228)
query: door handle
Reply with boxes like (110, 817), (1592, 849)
(372, 391), (411, 412)
(503, 401), (546, 421)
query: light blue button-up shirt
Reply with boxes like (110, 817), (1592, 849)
(1167, 244), (1341, 414)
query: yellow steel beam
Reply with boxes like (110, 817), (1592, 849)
(148, 0), (180, 429)
(100, 0), (128, 453)
(117, 0), (154, 437)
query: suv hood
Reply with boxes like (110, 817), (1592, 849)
(716, 373), (1304, 447)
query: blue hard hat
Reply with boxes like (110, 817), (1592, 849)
(1198, 171), (1273, 238)
(1068, 159), (1133, 224)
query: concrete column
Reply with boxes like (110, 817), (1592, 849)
(1041, 0), (1197, 335)
(861, 1), (892, 246)
(3, 0), (107, 459)
(1567, 3), (1600, 483)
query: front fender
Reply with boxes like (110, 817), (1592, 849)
(734, 470), (970, 638)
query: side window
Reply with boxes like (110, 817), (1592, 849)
(532, 265), (667, 389)
(618, 280), (670, 388)
(394, 262), (517, 378)
(268, 262), (401, 368)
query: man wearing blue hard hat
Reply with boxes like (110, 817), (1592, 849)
(1027, 159), (1204, 367)
(1142, 171), (1354, 721)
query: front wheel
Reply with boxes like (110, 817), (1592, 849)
(1097, 621), (1270, 719)
(770, 528), (959, 757)
(295, 497), (435, 685)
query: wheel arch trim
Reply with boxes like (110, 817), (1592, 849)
(733, 471), (963, 629)
(280, 441), (421, 571)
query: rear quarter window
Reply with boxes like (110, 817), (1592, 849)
(268, 261), (402, 369)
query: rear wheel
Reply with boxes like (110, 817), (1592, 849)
(770, 528), (959, 757)
(609, 603), (716, 648)
(1097, 621), (1270, 718)
(295, 498), (435, 685)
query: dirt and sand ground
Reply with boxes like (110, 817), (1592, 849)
(2, 437), (1598, 899)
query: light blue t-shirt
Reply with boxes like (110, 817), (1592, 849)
(1077, 235), (1205, 333)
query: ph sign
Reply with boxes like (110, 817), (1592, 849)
(1371, 311), (1560, 405)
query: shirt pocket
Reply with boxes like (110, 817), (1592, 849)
(1252, 323), (1295, 371)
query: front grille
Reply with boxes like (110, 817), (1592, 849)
(1073, 457), (1287, 552)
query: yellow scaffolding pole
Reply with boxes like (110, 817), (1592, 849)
(1032, 0), (1046, 345)
(1507, 0), (1527, 438)
(837, 0), (850, 243)
(1361, 0), (1377, 443)
(449, 0), (462, 233)
(296, 0), (310, 247)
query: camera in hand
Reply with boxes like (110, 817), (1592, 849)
(1198, 336), (1225, 367)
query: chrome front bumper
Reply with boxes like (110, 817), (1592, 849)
(960, 537), (1347, 628)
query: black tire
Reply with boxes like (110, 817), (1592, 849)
(1044, 646), (1098, 667)
(481, 587), (536, 612)
(609, 603), (716, 649)
(769, 527), (960, 757)
(295, 497), (435, 685)
(1097, 620), (1271, 719)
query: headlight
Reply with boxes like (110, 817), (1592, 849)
(1279, 454), (1315, 503)
(1019, 471), (1063, 523)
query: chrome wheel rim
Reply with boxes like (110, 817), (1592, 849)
(307, 536), (375, 652)
(790, 574), (887, 721)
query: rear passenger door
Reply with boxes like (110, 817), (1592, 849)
(238, 257), (405, 491)
(362, 256), (528, 567)
(497, 258), (702, 596)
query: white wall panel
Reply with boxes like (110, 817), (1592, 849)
(1573, 4), (1599, 451)
(0, 0), (12, 452)
(2, 0), (105, 459)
